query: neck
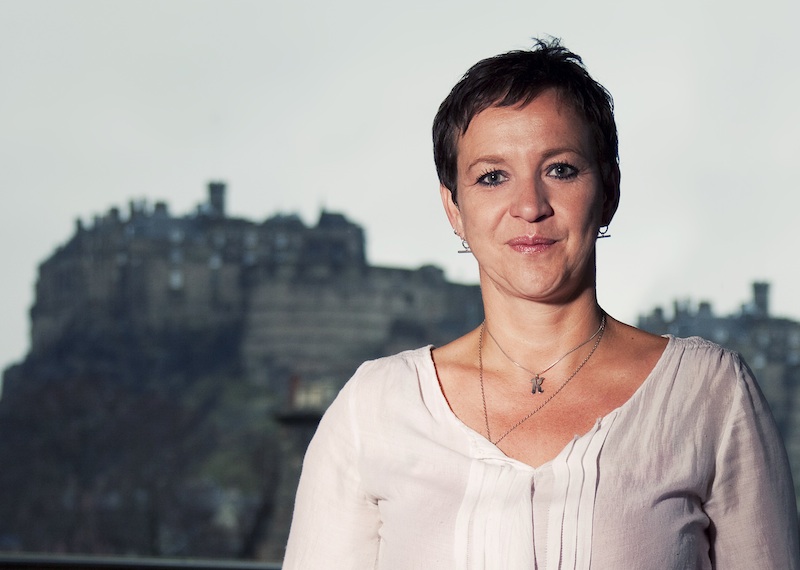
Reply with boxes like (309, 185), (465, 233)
(480, 287), (604, 370)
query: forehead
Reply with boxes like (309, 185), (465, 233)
(457, 90), (594, 163)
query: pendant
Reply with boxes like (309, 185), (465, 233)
(531, 374), (545, 394)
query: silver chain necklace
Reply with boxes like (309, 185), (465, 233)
(484, 316), (605, 394)
(479, 314), (606, 446)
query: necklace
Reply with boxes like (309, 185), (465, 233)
(485, 315), (605, 394)
(478, 314), (606, 446)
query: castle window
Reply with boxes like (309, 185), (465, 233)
(169, 269), (184, 290)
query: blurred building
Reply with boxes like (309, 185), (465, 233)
(638, 282), (800, 512)
(30, 181), (482, 403)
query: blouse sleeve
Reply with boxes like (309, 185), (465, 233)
(704, 354), (800, 568)
(282, 369), (381, 569)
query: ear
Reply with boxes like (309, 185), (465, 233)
(440, 184), (464, 236)
(601, 164), (620, 226)
(439, 184), (464, 234)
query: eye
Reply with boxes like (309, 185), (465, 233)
(546, 162), (579, 180)
(476, 170), (508, 187)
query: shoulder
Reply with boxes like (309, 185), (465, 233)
(349, 346), (434, 386)
(662, 335), (747, 377)
(649, 335), (762, 413)
(314, 346), (435, 440)
(337, 346), (435, 408)
(668, 334), (732, 353)
(671, 336), (772, 415)
(355, 345), (434, 373)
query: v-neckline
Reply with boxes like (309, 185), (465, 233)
(424, 335), (675, 472)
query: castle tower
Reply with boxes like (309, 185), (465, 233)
(208, 181), (226, 218)
(753, 282), (770, 317)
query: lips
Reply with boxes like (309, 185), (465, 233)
(506, 235), (556, 253)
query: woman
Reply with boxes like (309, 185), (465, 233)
(284, 40), (799, 568)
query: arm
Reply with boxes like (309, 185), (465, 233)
(283, 376), (381, 569)
(704, 355), (800, 568)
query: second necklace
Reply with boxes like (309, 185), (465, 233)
(484, 315), (605, 394)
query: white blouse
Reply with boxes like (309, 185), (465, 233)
(283, 336), (800, 569)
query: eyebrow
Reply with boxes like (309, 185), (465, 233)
(465, 155), (505, 172)
(542, 146), (583, 157)
(465, 147), (586, 172)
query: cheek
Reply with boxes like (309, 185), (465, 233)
(564, 192), (602, 224)
(586, 189), (607, 222)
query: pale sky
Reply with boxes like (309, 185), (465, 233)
(2, 0), (799, 372)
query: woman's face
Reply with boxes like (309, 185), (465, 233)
(441, 88), (617, 305)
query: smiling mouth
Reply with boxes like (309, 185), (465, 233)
(506, 236), (556, 253)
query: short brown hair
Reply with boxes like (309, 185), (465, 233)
(432, 38), (619, 204)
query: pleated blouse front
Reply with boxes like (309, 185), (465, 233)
(451, 415), (616, 570)
(283, 337), (799, 569)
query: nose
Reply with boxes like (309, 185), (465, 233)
(508, 177), (553, 222)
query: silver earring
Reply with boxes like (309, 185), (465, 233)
(597, 225), (611, 239)
(454, 229), (472, 254)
